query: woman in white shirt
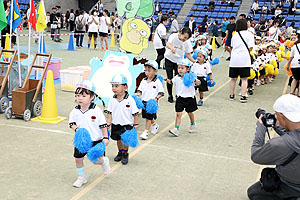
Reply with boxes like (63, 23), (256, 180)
(252, 0), (259, 14)
(99, 9), (110, 51)
(153, 15), (169, 69)
(229, 19), (255, 103)
(88, 10), (100, 49)
(164, 27), (196, 103)
(269, 20), (282, 40)
(286, 31), (300, 96)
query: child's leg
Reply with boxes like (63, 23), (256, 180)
(240, 77), (248, 96)
(100, 36), (104, 48)
(73, 157), (87, 187)
(104, 37), (108, 48)
(75, 158), (84, 169)
(175, 112), (183, 129)
(230, 78), (237, 95)
(94, 36), (97, 49)
(291, 78), (298, 94)
(145, 119), (151, 131)
(188, 112), (195, 124)
(199, 91), (204, 99)
(88, 37), (91, 48)
(121, 142), (129, 165)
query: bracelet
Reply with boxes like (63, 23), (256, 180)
(103, 137), (109, 140)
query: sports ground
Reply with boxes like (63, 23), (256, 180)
(0, 32), (290, 199)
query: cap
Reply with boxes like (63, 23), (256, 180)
(178, 58), (192, 67)
(199, 35), (206, 40)
(75, 80), (96, 94)
(273, 94), (300, 122)
(196, 49), (207, 58)
(110, 74), (128, 84)
(145, 60), (159, 70)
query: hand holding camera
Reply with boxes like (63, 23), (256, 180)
(255, 108), (277, 128)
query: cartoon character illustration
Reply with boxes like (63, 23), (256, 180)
(116, 0), (154, 18)
(120, 18), (150, 55)
(117, 0), (140, 18)
(89, 51), (144, 105)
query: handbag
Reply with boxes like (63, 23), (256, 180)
(237, 31), (255, 65)
(260, 152), (298, 192)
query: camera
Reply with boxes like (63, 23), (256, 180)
(255, 108), (277, 127)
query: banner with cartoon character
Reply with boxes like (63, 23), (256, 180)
(120, 18), (150, 54)
(89, 51), (144, 105)
(116, 0), (154, 18)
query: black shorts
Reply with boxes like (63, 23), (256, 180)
(141, 101), (157, 120)
(175, 96), (198, 113)
(111, 124), (133, 141)
(99, 32), (108, 37)
(74, 139), (103, 158)
(229, 67), (250, 78)
(291, 68), (300, 80)
(195, 76), (208, 92)
(221, 32), (226, 38)
(88, 32), (98, 38)
(225, 38), (231, 47)
(259, 68), (266, 76)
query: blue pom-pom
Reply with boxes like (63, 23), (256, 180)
(132, 95), (144, 109)
(192, 51), (197, 60)
(121, 128), (139, 148)
(157, 74), (164, 87)
(206, 75), (216, 87)
(73, 128), (93, 153)
(87, 142), (106, 163)
(146, 99), (158, 114)
(183, 72), (196, 87)
(107, 129), (110, 139)
(210, 58), (220, 66)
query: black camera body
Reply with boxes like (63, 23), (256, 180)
(255, 108), (277, 127)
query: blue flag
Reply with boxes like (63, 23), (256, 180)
(7, 0), (21, 32)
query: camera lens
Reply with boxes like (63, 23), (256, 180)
(256, 108), (266, 119)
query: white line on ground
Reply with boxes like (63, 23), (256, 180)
(0, 123), (72, 135)
(148, 144), (252, 163)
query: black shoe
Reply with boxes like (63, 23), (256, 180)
(114, 152), (122, 162)
(168, 95), (174, 103)
(226, 57), (231, 61)
(248, 89), (253, 95)
(121, 153), (129, 165)
(240, 96), (248, 103)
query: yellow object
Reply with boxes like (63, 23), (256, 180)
(212, 36), (216, 50)
(265, 66), (269, 75)
(265, 64), (275, 75)
(248, 69), (256, 79)
(286, 51), (291, 60)
(90, 34), (95, 49)
(257, 71), (260, 77)
(3, 33), (10, 57)
(259, 66), (263, 71)
(274, 68), (279, 76)
(270, 60), (277, 68)
(120, 18), (150, 54)
(279, 46), (285, 51)
(36, 0), (47, 32)
(232, 31), (236, 36)
(31, 70), (66, 124)
(279, 58), (283, 62)
(281, 51), (285, 57)
(110, 32), (116, 47)
(276, 51), (281, 59)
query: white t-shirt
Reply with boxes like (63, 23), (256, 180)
(269, 27), (281, 40)
(107, 93), (139, 126)
(274, 9), (282, 16)
(290, 44), (300, 68)
(153, 23), (166, 49)
(69, 104), (107, 141)
(191, 62), (212, 77)
(229, 30), (255, 68)
(252, 2), (258, 10)
(88, 16), (99, 33)
(99, 16), (110, 33)
(172, 75), (196, 98)
(137, 76), (164, 101)
(165, 33), (193, 63)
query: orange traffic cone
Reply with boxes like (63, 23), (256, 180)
(31, 70), (66, 124)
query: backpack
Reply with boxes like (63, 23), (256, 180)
(77, 16), (84, 30)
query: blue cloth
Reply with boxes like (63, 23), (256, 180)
(211, 25), (219, 37)
(221, 21), (229, 33)
(7, 0), (22, 32)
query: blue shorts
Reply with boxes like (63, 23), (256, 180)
(225, 38), (231, 47)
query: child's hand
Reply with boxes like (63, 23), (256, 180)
(171, 47), (176, 54)
(210, 79), (214, 84)
(103, 138), (109, 146)
(133, 124), (139, 130)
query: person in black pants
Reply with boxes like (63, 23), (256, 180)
(210, 20), (221, 48)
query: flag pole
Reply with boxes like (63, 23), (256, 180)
(16, 29), (22, 87)
(28, 0), (32, 73)
(9, 0), (13, 52)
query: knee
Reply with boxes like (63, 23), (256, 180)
(176, 112), (182, 118)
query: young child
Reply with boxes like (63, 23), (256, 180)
(136, 61), (164, 140)
(69, 80), (110, 188)
(191, 50), (213, 106)
(106, 74), (139, 165)
(165, 59), (200, 136)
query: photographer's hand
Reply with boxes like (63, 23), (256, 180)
(258, 115), (263, 125)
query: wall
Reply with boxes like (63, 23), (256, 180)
(44, 0), (79, 13)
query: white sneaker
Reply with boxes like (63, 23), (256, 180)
(189, 123), (196, 133)
(140, 130), (149, 140)
(101, 157), (111, 176)
(220, 54), (224, 58)
(256, 80), (261, 86)
(151, 123), (159, 135)
(73, 176), (87, 188)
(239, 91), (248, 97)
(169, 128), (179, 137)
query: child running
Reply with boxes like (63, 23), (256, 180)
(136, 60), (164, 140)
(106, 74), (139, 165)
(165, 59), (200, 136)
(69, 80), (110, 188)
(191, 50), (213, 106)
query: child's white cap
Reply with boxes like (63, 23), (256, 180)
(178, 58), (192, 67)
(76, 80), (96, 94)
(196, 49), (207, 58)
(110, 74), (128, 84)
(145, 60), (159, 70)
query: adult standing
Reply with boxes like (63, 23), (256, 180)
(207, 0), (215, 11)
(69, 9), (75, 32)
(252, 0), (259, 14)
(65, 9), (70, 30)
(153, 15), (168, 69)
(224, 16), (236, 61)
(164, 27), (196, 103)
(286, 22), (295, 39)
(95, 0), (103, 15)
(198, 18), (208, 34)
(247, 94), (300, 199)
(155, 2), (162, 13)
(269, 20), (282, 41)
(287, 31), (300, 95)
(184, 15), (196, 34)
(99, 9), (110, 51)
(229, 19), (254, 103)
(75, 10), (86, 48)
(50, 7), (57, 41)
(87, 9), (99, 49)
(170, 15), (179, 34)
(221, 17), (229, 38)
(113, 14), (121, 44)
